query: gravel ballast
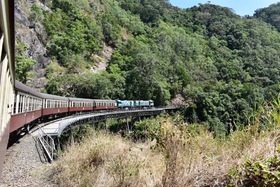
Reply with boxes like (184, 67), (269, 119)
(1, 133), (56, 186)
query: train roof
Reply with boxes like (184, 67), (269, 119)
(15, 81), (43, 98)
(94, 99), (116, 103)
(68, 97), (94, 102)
(40, 92), (68, 101)
(68, 98), (115, 102)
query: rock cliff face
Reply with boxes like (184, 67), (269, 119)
(15, 0), (50, 89)
(15, 0), (113, 90)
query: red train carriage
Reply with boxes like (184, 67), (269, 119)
(0, 0), (16, 179)
(41, 93), (68, 117)
(10, 81), (42, 133)
(68, 97), (94, 113)
(94, 99), (117, 110)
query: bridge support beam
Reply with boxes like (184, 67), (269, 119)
(126, 116), (130, 132)
(57, 137), (61, 153)
(70, 126), (74, 146)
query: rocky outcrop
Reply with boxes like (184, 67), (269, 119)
(15, 0), (50, 89)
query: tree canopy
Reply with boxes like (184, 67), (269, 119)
(17, 0), (280, 135)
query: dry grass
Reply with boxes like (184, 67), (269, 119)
(49, 131), (165, 186)
(47, 119), (280, 187)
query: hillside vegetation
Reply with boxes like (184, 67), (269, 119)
(17, 1), (280, 136)
(48, 97), (280, 186)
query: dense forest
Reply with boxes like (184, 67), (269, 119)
(17, 0), (280, 137)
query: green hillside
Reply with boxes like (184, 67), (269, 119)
(254, 2), (280, 32)
(19, 0), (280, 136)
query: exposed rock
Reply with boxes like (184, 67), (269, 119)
(171, 93), (190, 107)
(91, 44), (113, 73)
(15, 0), (114, 89)
(15, 0), (50, 89)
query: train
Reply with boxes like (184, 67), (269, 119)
(10, 81), (154, 134)
(0, 0), (155, 178)
(0, 0), (16, 179)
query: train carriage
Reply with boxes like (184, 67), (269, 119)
(0, 0), (15, 179)
(10, 82), (41, 133)
(68, 97), (94, 112)
(94, 99), (117, 110)
(41, 93), (68, 116)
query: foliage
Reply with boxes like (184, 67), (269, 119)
(15, 40), (36, 83)
(254, 2), (280, 32)
(30, 4), (44, 22)
(228, 155), (280, 186)
(38, 0), (280, 134)
(46, 70), (125, 99)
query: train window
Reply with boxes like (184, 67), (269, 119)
(28, 97), (32, 111)
(22, 96), (25, 112)
(19, 96), (22, 113)
(28, 97), (31, 111)
(34, 99), (37, 110)
(36, 99), (39, 110)
(18, 97), (21, 113)
(38, 99), (41, 109)
(13, 95), (17, 114)
(32, 97), (34, 111)
(22, 95), (26, 112)
(24, 95), (28, 112)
